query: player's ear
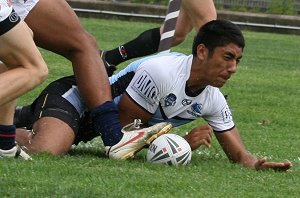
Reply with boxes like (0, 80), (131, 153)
(196, 44), (208, 61)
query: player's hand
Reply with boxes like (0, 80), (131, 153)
(184, 125), (213, 150)
(255, 157), (293, 171)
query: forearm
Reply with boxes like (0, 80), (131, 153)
(216, 129), (292, 171)
(215, 128), (259, 169)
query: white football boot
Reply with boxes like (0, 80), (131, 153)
(0, 145), (32, 160)
(105, 119), (172, 160)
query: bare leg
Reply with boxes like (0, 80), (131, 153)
(16, 117), (75, 155)
(0, 21), (48, 105)
(0, 7), (47, 159)
(24, 0), (111, 108)
(102, 0), (216, 70)
(0, 101), (16, 125)
(23, 0), (125, 150)
(167, 6), (193, 46)
(160, 0), (217, 47)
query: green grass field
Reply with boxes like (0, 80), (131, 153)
(1, 18), (300, 197)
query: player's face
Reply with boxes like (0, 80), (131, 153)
(205, 43), (243, 88)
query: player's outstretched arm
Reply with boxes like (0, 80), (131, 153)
(214, 127), (293, 171)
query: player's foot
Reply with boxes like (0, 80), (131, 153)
(100, 50), (116, 77)
(105, 119), (172, 160)
(0, 145), (32, 160)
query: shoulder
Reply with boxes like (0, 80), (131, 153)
(206, 86), (226, 99)
(137, 52), (189, 78)
(202, 86), (229, 113)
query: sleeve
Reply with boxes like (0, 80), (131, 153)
(125, 58), (170, 114)
(202, 89), (235, 132)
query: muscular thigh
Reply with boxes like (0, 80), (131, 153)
(0, 20), (40, 68)
(30, 116), (75, 155)
(0, 6), (21, 66)
(24, 0), (88, 57)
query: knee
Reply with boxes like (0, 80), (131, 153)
(37, 62), (48, 83)
(30, 60), (48, 87)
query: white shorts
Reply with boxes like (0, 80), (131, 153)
(0, 0), (13, 22)
(12, 0), (39, 20)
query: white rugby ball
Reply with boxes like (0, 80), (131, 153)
(147, 134), (192, 166)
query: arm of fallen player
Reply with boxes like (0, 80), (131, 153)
(184, 124), (213, 150)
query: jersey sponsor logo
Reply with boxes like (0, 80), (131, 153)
(181, 99), (192, 106)
(132, 71), (159, 105)
(163, 93), (177, 107)
(221, 105), (232, 123)
(186, 103), (202, 117)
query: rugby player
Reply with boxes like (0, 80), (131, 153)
(15, 20), (292, 171)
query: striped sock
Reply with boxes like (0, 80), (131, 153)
(0, 125), (16, 150)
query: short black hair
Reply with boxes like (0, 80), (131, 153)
(192, 20), (245, 57)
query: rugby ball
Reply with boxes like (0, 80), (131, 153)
(147, 134), (192, 166)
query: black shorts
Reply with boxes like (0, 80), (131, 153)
(0, 9), (21, 36)
(29, 76), (99, 145)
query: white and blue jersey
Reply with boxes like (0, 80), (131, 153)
(120, 52), (234, 132)
(63, 52), (235, 132)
